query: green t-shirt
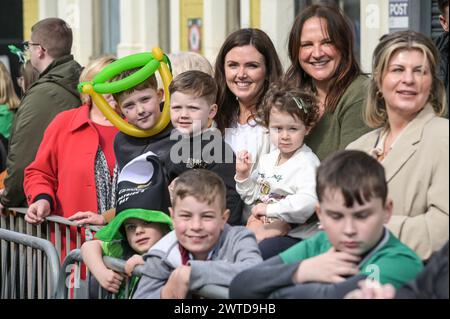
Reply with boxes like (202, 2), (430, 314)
(102, 240), (140, 299)
(279, 230), (423, 288)
(0, 104), (14, 139)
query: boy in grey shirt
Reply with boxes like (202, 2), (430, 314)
(133, 169), (262, 299)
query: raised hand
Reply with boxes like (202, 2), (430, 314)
(235, 150), (253, 180)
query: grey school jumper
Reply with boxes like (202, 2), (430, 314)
(132, 224), (262, 299)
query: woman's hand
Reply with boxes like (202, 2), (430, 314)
(25, 199), (51, 224)
(68, 211), (106, 226)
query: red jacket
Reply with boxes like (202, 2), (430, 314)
(24, 104), (118, 258)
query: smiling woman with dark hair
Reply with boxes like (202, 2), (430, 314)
(285, 4), (371, 160)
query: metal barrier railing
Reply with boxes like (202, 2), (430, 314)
(1, 208), (102, 262)
(55, 249), (229, 299)
(0, 228), (60, 299)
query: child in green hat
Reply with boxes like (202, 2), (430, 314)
(81, 153), (173, 298)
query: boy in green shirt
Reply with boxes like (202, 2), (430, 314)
(230, 150), (423, 298)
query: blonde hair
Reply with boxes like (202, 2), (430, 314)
(0, 62), (20, 110)
(156, 51), (213, 88)
(169, 51), (213, 77)
(365, 31), (446, 128)
(79, 55), (117, 104)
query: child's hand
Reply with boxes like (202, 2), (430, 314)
(97, 269), (125, 294)
(160, 265), (191, 299)
(235, 150), (253, 180)
(124, 254), (145, 277)
(251, 203), (268, 218)
(344, 279), (396, 299)
(293, 247), (360, 284)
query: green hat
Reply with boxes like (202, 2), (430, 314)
(95, 208), (173, 242)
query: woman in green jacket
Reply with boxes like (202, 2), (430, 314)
(285, 4), (371, 160)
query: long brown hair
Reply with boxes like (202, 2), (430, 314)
(285, 4), (361, 113)
(214, 28), (283, 133)
(0, 62), (20, 110)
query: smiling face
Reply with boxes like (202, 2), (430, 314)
(224, 45), (267, 106)
(380, 49), (432, 120)
(269, 107), (309, 160)
(317, 188), (392, 256)
(118, 88), (163, 130)
(169, 195), (229, 260)
(170, 91), (217, 135)
(298, 17), (341, 87)
(124, 218), (167, 254)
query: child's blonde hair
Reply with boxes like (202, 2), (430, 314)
(79, 55), (117, 104)
(0, 62), (20, 111)
(259, 80), (319, 129)
(172, 170), (226, 211)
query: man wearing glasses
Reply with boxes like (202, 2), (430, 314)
(0, 18), (82, 215)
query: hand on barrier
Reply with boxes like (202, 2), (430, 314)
(68, 211), (106, 226)
(97, 268), (125, 294)
(124, 254), (145, 277)
(161, 265), (191, 299)
(25, 199), (51, 224)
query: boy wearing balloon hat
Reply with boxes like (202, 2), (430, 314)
(81, 152), (172, 298)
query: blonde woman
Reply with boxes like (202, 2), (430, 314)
(0, 61), (20, 140)
(347, 31), (448, 260)
(23, 55), (118, 258)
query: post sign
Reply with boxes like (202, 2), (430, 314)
(389, 0), (409, 29)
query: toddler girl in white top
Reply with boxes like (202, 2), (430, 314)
(235, 81), (320, 259)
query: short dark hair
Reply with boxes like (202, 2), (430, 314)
(316, 150), (388, 207)
(31, 18), (72, 58)
(172, 169), (226, 211)
(112, 68), (158, 105)
(169, 70), (217, 105)
(438, 0), (449, 14)
(259, 80), (319, 129)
